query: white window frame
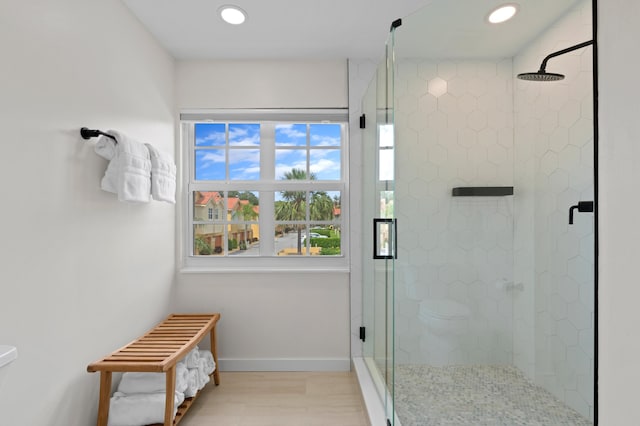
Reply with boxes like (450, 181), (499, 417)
(179, 109), (350, 272)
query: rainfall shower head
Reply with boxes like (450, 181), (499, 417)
(517, 71), (565, 82)
(517, 40), (593, 82)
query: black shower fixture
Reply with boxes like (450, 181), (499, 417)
(517, 40), (594, 81)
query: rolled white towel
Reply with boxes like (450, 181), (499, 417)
(181, 347), (200, 369)
(117, 363), (189, 395)
(184, 368), (199, 398)
(107, 391), (185, 426)
(198, 350), (216, 375)
(196, 358), (211, 390)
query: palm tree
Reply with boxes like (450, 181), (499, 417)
(275, 168), (336, 254)
(310, 191), (334, 221)
(239, 202), (258, 246)
(276, 169), (310, 254)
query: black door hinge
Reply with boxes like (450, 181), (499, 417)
(359, 326), (366, 342)
(387, 419), (392, 426)
(359, 114), (366, 129)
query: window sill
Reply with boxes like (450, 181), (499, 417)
(178, 266), (350, 274)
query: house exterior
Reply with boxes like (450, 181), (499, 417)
(193, 191), (259, 254)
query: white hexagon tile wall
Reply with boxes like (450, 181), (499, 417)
(394, 56), (516, 369)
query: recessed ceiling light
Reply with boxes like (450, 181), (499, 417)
(219, 5), (247, 25)
(487, 4), (519, 24)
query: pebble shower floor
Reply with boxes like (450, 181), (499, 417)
(393, 365), (591, 426)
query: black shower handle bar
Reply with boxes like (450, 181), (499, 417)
(539, 40), (594, 73)
(80, 127), (117, 143)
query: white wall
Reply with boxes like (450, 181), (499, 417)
(177, 60), (348, 109)
(174, 60), (352, 371)
(0, 1), (176, 425)
(598, 0), (640, 424)
(172, 272), (350, 370)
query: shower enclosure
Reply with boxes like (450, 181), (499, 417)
(360, 0), (596, 424)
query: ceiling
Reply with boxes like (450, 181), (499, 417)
(121, 0), (583, 60)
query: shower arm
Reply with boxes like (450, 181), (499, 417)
(537, 40), (594, 73)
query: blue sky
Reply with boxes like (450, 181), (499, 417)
(275, 123), (341, 180)
(195, 122), (341, 181)
(195, 123), (261, 180)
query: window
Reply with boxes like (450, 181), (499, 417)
(378, 124), (395, 220)
(181, 110), (348, 269)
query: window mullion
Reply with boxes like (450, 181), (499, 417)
(185, 122), (196, 257)
(260, 123), (275, 255)
(261, 190), (275, 256)
(261, 122), (275, 181)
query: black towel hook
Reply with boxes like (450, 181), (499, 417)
(80, 127), (117, 143)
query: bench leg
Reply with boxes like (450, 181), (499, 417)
(164, 365), (176, 426)
(96, 371), (112, 426)
(210, 326), (220, 385)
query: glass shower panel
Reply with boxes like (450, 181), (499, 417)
(514, 2), (596, 418)
(361, 34), (397, 426)
(361, 61), (378, 369)
(382, 33), (396, 425)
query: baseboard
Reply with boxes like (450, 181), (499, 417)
(218, 358), (351, 371)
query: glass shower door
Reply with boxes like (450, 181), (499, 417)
(361, 34), (397, 425)
(381, 0), (595, 424)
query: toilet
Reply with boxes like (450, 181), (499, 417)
(418, 299), (471, 365)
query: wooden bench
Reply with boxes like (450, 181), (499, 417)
(87, 313), (221, 426)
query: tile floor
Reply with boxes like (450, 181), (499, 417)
(394, 364), (592, 426)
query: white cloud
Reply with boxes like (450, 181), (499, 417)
(310, 158), (341, 178)
(276, 124), (306, 141)
(311, 134), (340, 146)
(196, 131), (225, 146)
(197, 150), (225, 168)
(229, 149), (260, 164)
(229, 125), (260, 146)
(230, 165), (260, 180)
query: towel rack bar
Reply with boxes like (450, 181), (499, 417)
(80, 127), (117, 143)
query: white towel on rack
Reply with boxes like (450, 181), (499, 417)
(117, 363), (190, 395)
(181, 347), (200, 369)
(94, 133), (118, 194)
(107, 391), (184, 426)
(94, 135), (117, 161)
(184, 368), (199, 398)
(96, 130), (151, 203)
(145, 143), (176, 204)
(196, 357), (211, 390)
(198, 349), (216, 375)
